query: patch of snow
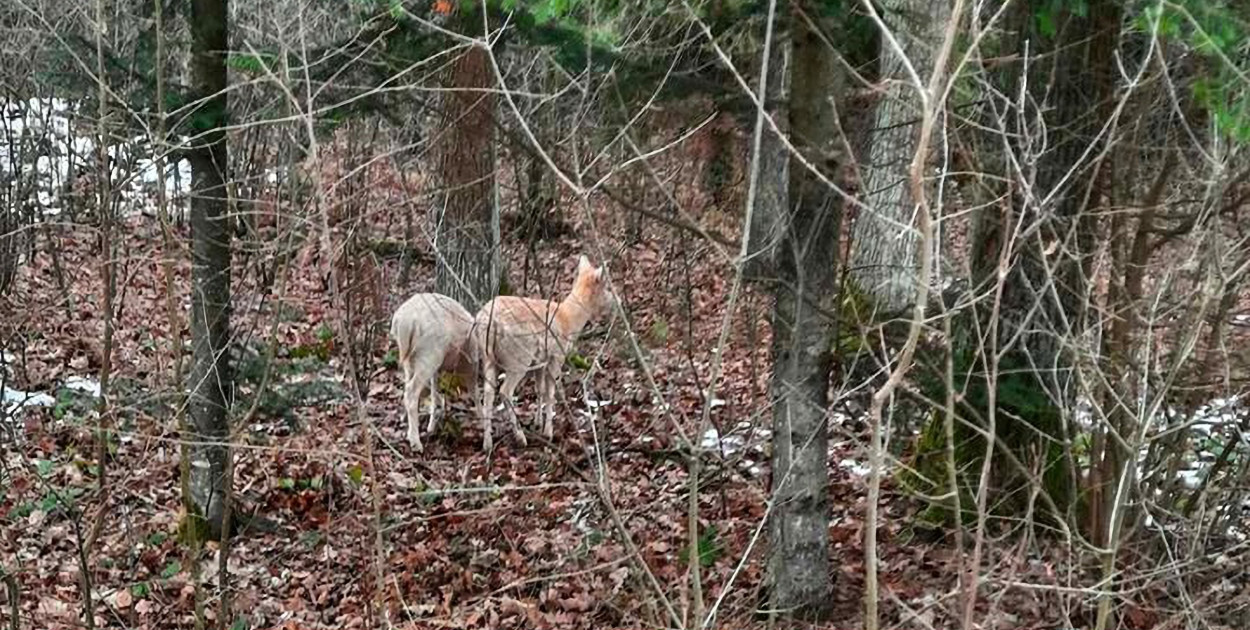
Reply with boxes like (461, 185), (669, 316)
(3, 98), (192, 217)
(1073, 397), (1094, 431)
(839, 458), (871, 477)
(63, 376), (101, 397)
(830, 410), (855, 427)
(3, 387), (56, 418)
(1177, 467), (1204, 490)
(585, 397), (612, 409)
(699, 423), (768, 458)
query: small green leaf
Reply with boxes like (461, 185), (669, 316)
(35, 459), (55, 477)
(566, 353), (592, 370)
(348, 466), (364, 485)
(130, 582), (150, 598)
(278, 478), (296, 490)
(226, 53), (269, 73)
(40, 493), (61, 512)
(160, 560), (182, 579)
(317, 324), (335, 344)
(8, 501), (35, 520)
(146, 532), (168, 546)
(301, 531), (324, 549)
(678, 524), (723, 568)
(1035, 10), (1056, 38)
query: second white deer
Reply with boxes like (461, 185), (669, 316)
(390, 292), (476, 452)
(472, 255), (615, 450)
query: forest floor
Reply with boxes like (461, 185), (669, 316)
(0, 175), (1207, 630)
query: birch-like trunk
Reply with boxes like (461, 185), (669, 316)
(850, 0), (949, 315)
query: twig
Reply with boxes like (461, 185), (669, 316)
(860, 0), (968, 625)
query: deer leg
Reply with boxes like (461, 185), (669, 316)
(481, 360), (498, 452)
(404, 370), (425, 452)
(406, 352), (442, 452)
(542, 363), (560, 440)
(425, 372), (440, 438)
(498, 369), (528, 447)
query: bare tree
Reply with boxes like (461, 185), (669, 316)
(765, 0), (851, 617)
(184, 0), (232, 541)
(435, 8), (500, 311)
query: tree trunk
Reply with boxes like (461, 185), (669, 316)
(913, 0), (1123, 523)
(766, 2), (851, 617)
(183, 0), (232, 542)
(435, 14), (500, 312)
(743, 12), (789, 280)
(850, 0), (950, 314)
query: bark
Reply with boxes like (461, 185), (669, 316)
(183, 0), (231, 541)
(435, 13), (500, 312)
(922, 0), (1123, 522)
(850, 0), (950, 314)
(766, 2), (850, 618)
(743, 20), (789, 280)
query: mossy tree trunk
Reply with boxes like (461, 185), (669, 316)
(912, 0), (1122, 527)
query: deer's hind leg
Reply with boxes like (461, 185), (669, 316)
(405, 348), (443, 452)
(480, 359), (498, 452)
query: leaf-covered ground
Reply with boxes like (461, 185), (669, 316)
(0, 151), (1196, 629)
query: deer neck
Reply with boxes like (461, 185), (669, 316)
(554, 292), (594, 340)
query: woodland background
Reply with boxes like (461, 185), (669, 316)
(2, 0), (1250, 629)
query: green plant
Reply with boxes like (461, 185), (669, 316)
(566, 352), (592, 370)
(382, 348), (399, 369)
(679, 524), (723, 568)
(645, 318), (669, 348)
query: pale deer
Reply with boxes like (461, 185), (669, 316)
(472, 255), (615, 451)
(390, 292), (476, 452)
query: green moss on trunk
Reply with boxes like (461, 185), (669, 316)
(903, 349), (1075, 528)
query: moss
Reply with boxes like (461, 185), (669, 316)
(832, 278), (876, 355)
(177, 509), (214, 545)
(905, 345), (1076, 529)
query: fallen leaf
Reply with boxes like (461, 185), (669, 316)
(111, 588), (134, 609)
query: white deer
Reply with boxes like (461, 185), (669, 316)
(472, 255), (615, 451)
(390, 292), (476, 452)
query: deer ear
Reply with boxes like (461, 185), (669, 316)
(577, 255), (591, 274)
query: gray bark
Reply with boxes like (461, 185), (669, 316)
(435, 29), (500, 312)
(850, 0), (950, 314)
(743, 17), (790, 279)
(184, 0), (231, 541)
(766, 3), (848, 617)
